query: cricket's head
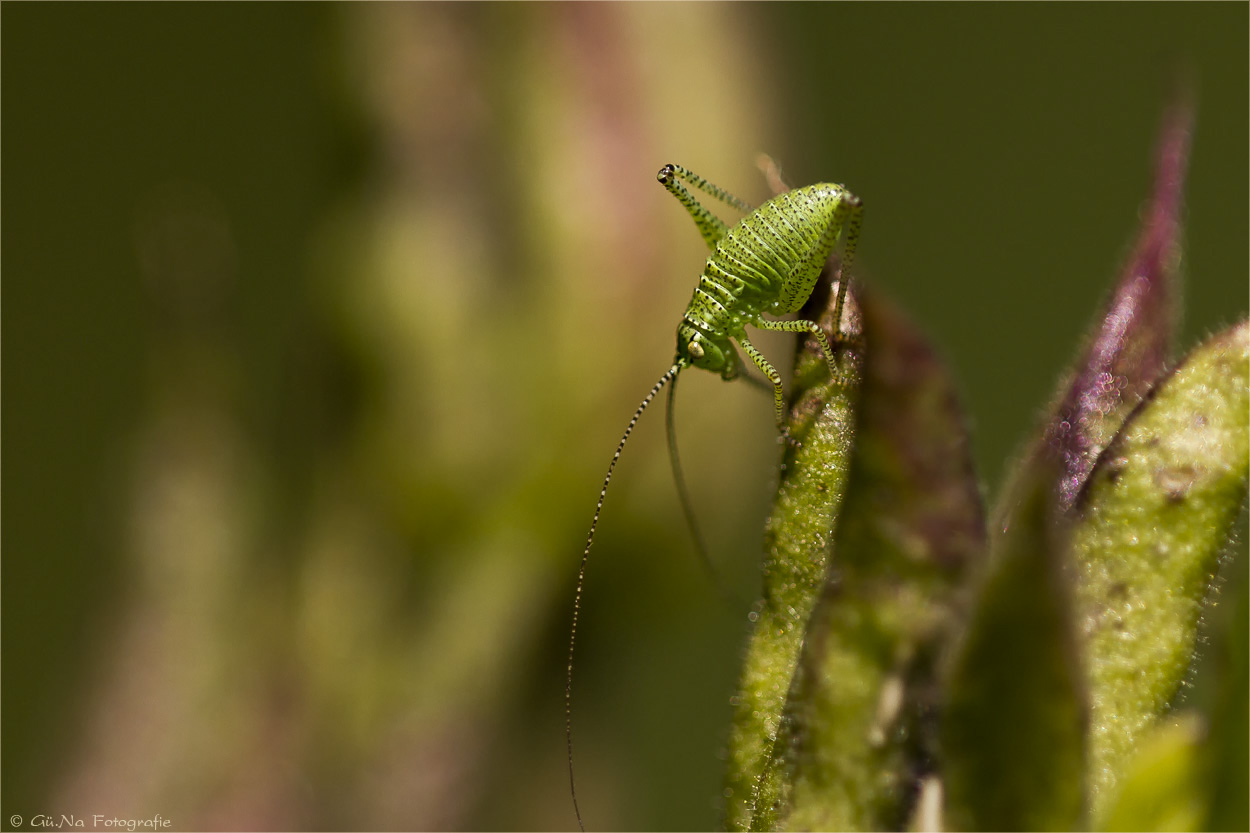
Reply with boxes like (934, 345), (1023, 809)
(676, 321), (740, 380)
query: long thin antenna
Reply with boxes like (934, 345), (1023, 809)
(666, 370), (745, 608)
(567, 361), (684, 831)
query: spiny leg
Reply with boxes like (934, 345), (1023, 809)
(665, 162), (754, 213)
(736, 334), (792, 441)
(755, 316), (851, 386)
(657, 163), (752, 250)
(657, 165), (730, 250)
(737, 366), (777, 395)
(567, 362), (682, 832)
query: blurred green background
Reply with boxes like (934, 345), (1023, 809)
(3, 4), (1245, 830)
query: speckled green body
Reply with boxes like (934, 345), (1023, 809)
(677, 183), (859, 371)
(658, 164), (863, 431)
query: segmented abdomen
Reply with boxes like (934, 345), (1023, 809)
(683, 184), (846, 337)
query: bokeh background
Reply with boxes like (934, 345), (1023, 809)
(4, 4), (1246, 831)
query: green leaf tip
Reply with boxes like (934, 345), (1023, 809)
(723, 273), (864, 832)
(1071, 319), (1250, 821)
(746, 286), (984, 831)
(943, 463), (1088, 832)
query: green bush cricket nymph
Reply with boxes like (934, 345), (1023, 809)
(566, 163), (863, 830)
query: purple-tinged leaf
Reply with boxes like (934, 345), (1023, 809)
(1000, 94), (1193, 523)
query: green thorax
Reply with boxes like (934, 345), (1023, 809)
(675, 183), (850, 377)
